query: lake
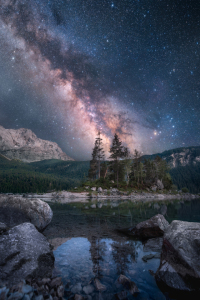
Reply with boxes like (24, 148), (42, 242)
(43, 198), (200, 300)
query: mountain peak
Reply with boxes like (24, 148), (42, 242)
(0, 125), (74, 162)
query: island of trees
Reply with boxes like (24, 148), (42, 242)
(86, 131), (173, 191)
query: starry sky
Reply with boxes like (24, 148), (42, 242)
(0, 0), (200, 160)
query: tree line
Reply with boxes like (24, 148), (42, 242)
(88, 132), (172, 189)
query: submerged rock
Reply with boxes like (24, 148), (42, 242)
(83, 284), (94, 295)
(74, 295), (85, 300)
(94, 278), (106, 292)
(120, 214), (169, 239)
(156, 220), (200, 296)
(116, 274), (139, 295)
(142, 253), (160, 262)
(0, 223), (54, 285)
(0, 195), (53, 231)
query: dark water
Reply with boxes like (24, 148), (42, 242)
(43, 198), (200, 300)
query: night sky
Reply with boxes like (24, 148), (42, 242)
(0, 0), (200, 160)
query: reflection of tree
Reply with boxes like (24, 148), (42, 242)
(89, 236), (107, 278)
(111, 241), (135, 274)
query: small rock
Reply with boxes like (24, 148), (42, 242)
(90, 204), (96, 209)
(8, 292), (24, 300)
(97, 187), (103, 193)
(21, 284), (32, 294)
(117, 274), (139, 295)
(50, 277), (62, 288)
(91, 187), (96, 191)
(94, 278), (106, 292)
(74, 295), (84, 300)
(57, 285), (64, 297)
(42, 278), (51, 285)
(71, 283), (82, 294)
(22, 295), (30, 300)
(82, 284), (94, 295)
(35, 296), (43, 300)
(0, 287), (9, 299)
(115, 290), (128, 300)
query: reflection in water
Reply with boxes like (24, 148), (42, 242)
(54, 237), (165, 299)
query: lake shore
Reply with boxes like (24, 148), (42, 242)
(15, 190), (200, 203)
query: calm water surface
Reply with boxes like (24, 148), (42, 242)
(43, 198), (200, 300)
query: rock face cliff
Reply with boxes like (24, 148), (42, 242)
(143, 146), (200, 169)
(162, 147), (200, 168)
(0, 126), (74, 162)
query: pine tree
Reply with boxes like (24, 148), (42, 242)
(88, 140), (98, 180)
(132, 149), (142, 186)
(109, 133), (125, 187)
(123, 147), (132, 185)
(88, 131), (105, 180)
(95, 131), (105, 179)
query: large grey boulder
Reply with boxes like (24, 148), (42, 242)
(0, 125), (74, 162)
(121, 214), (169, 239)
(0, 223), (54, 286)
(156, 220), (200, 295)
(0, 195), (53, 231)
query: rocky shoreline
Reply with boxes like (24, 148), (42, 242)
(5, 189), (199, 203)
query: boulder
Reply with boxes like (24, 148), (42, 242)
(97, 187), (103, 193)
(155, 220), (200, 296)
(0, 223), (54, 285)
(121, 214), (169, 239)
(0, 195), (53, 231)
(157, 179), (164, 190)
(91, 187), (96, 191)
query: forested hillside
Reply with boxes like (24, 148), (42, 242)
(169, 164), (200, 193)
(0, 156), (89, 193)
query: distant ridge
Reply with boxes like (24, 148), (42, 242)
(142, 146), (200, 168)
(0, 125), (74, 163)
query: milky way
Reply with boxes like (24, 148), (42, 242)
(0, 0), (200, 160)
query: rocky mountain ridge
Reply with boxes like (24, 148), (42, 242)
(144, 146), (200, 168)
(0, 125), (74, 162)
